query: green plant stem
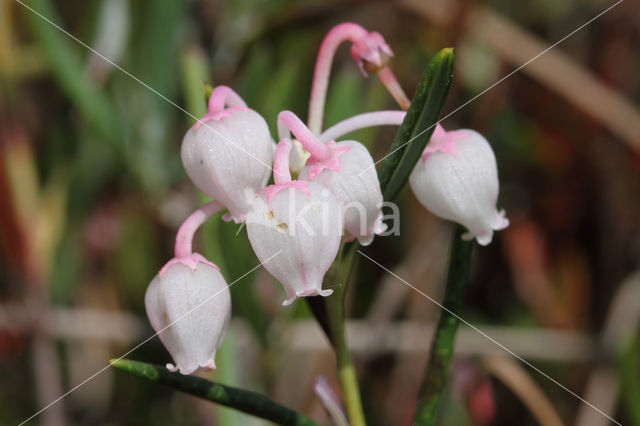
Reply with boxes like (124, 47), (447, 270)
(307, 49), (454, 426)
(110, 359), (317, 426)
(413, 225), (472, 425)
(618, 336), (640, 425)
(324, 243), (366, 426)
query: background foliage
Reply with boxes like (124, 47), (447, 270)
(0, 0), (639, 425)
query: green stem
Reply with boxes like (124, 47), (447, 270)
(325, 243), (366, 426)
(110, 359), (317, 426)
(618, 336), (640, 425)
(412, 225), (472, 425)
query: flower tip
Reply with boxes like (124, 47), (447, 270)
(358, 233), (375, 246)
(493, 209), (510, 230)
(282, 295), (297, 307)
(281, 288), (333, 306)
(316, 288), (334, 297)
(200, 358), (216, 371)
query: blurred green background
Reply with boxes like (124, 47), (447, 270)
(1, 0), (639, 425)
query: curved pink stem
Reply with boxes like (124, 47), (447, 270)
(308, 23), (369, 135)
(278, 111), (329, 161)
(273, 138), (293, 185)
(207, 85), (247, 113)
(377, 67), (410, 111)
(174, 201), (224, 258)
(319, 110), (406, 143)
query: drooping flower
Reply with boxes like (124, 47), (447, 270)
(145, 201), (231, 375)
(181, 85), (274, 223)
(246, 139), (343, 306)
(279, 111), (386, 246)
(409, 124), (509, 245)
(145, 254), (231, 375)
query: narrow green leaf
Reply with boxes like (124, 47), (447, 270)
(180, 47), (209, 122)
(110, 359), (318, 426)
(378, 48), (454, 202)
(618, 336), (640, 425)
(412, 225), (472, 425)
(23, 0), (119, 143)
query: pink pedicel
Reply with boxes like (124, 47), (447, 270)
(420, 123), (468, 162)
(278, 111), (330, 160)
(260, 138), (310, 202)
(158, 201), (224, 277)
(305, 140), (351, 180)
(308, 22), (408, 134)
(192, 85), (248, 130)
(319, 110), (406, 143)
(277, 111), (351, 179)
(159, 253), (219, 278)
(173, 201), (225, 258)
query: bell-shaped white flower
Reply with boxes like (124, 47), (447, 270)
(246, 139), (343, 306)
(409, 125), (509, 245)
(181, 86), (274, 223)
(145, 254), (231, 374)
(299, 140), (386, 246)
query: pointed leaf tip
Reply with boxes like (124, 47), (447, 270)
(378, 48), (455, 202)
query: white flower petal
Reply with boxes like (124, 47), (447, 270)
(246, 182), (342, 305)
(145, 261), (231, 374)
(410, 129), (508, 245)
(181, 109), (275, 223)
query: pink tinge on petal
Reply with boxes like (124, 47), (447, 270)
(421, 125), (468, 162)
(305, 140), (351, 180)
(159, 253), (219, 278)
(193, 106), (249, 130)
(259, 181), (310, 203)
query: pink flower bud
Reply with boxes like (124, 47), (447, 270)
(181, 87), (274, 223)
(145, 255), (231, 374)
(350, 31), (394, 76)
(299, 140), (386, 246)
(410, 126), (509, 245)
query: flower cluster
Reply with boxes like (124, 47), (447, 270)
(144, 23), (509, 374)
